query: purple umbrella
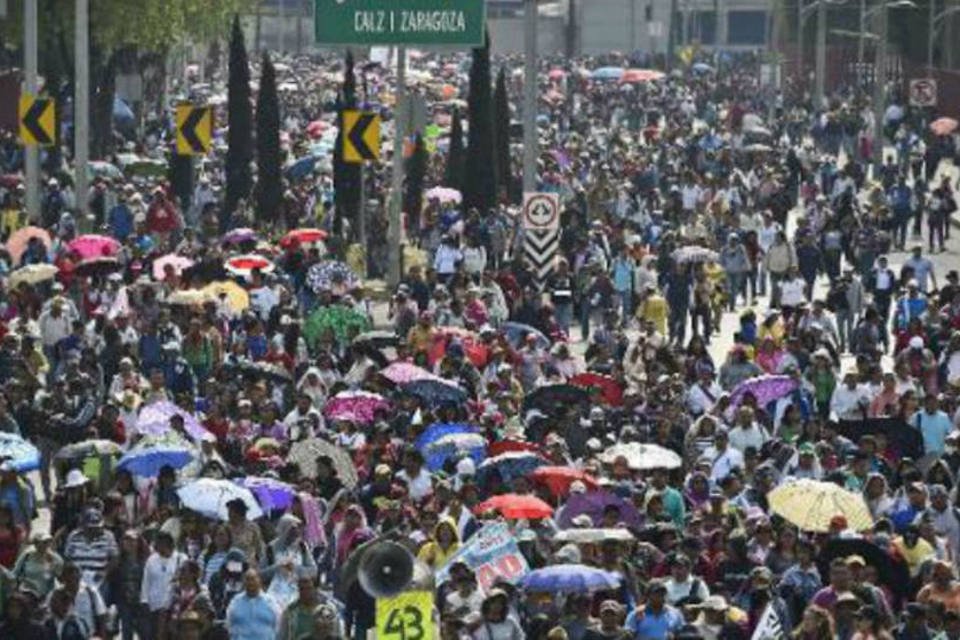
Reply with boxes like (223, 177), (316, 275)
(222, 227), (258, 246)
(557, 491), (642, 529)
(235, 476), (296, 512)
(135, 401), (214, 443)
(726, 374), (799, 418)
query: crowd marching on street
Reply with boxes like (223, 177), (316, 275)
(2, 25), (960, 640)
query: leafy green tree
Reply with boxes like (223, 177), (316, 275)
(463, 36), (497, 213)
(333, 50), (361, 240)
(255, 50), (282, 225)
(404, 134), (427, 233)
(225, 14), (253, 221)
(445, 107), (465, 191)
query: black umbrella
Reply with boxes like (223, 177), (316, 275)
(817, 537), (911, 600)
(833, 418), (923, 460)
(400, 379), (468, 407)
(522, 384), (590, 414)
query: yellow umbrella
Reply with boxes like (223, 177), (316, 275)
(8, 263), (58, 287)
(167, 289), (211, 306)
(202, 281), (249, 313)
(767, 479), (873, 533)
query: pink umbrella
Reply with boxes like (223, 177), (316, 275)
(930, 117), (958, 136)
(67, 234), (121, 260)
(424, 186), (462, 204)
(224, 254), (275, 278)
(548, 68), (566, 80)
(306, 120), (328, 139)
(323, 390), (390, 424)
(6, 226), (51, 265)
(152, 254), (195, 280)
(380, 362), (446, 385)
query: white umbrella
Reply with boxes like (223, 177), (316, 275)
(176, 478), (263, 521)
(553, 528), (635, 544)
(599, 442), (682, 470)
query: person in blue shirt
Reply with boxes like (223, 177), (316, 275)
(226, 569), (280, 640)
(625, 581), (683, 640)
(913, 394), (953, 456)
(108, 189), (134, 241)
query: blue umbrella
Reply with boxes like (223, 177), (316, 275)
(501, 322), (551, 350)
(423, 433), (487, 472)
(112, 97), (135, 127)
(401, 379), (468, 407)
(692, 62), (714, 73)
(478, 451), (547, 483)
(118, 443), (194, 477)
(285, 156), (317, 181)
(520, 564), (622, 593)
(590, 67), (624, 81)
(415, 423), (476, 452)
(0, 432), (41, 472)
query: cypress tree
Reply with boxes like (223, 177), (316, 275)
(333, 51), (362, 240)
(404, 134), (427, 233)
(225, 15), (253, 223)
(463, 36), (497, 213)
(493, 67), (512, 201)
(445, 107), (465, 191)
(255, 51), (282, 226)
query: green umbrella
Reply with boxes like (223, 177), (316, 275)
(303, 304), (371, 346)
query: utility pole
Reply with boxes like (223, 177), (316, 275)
(523, 0), (538, 194)
(75, 0), (89, 219)
(24, 0), (39, 222)
(815, 0), (826, 108)
(928, 0), (937, 75)
(872, 0), (887, 172)
(387, 47), (406, 287)
(797, 0), (804, 87)
(278, 0), (285, 53)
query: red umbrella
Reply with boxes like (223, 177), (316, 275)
(529, 466), (599, 497)
(279, 228), (328, 249)
(930, 117), (958, 136)
(474, 494), (553, 519)
(428, 328), (489, 369)
(569, 372), (624, 407)
(488, 440), (541, 457)
(619, 68), (665, 84)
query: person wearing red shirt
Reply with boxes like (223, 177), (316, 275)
(145, 188), (180, 248)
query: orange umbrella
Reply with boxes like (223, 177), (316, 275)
(441, 84), (457, 99)
(619, 68), (665, 84)
(474, 494), (553, 519)
(930, 117), (958, 136)
(6, 226), (51, 265)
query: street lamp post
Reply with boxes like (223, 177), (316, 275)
(872, 0), (887, 171)
(815, 0), (826, 107)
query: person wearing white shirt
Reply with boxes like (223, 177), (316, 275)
(829, 372), (871, 420)
(703, 430), (745, 482)
(727, 406), (769, 453)
(433, 236), (463, 278)
(395, 449), (434, 501)
(140, 532), (187, 635)
(665, 554), (711, 606)
(779, 268), (807, 307)
(686, 370), (723, 417)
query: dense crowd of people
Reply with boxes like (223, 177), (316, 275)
(0, 40), (958, 640)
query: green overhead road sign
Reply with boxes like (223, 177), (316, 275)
(314, 0), (486, 46)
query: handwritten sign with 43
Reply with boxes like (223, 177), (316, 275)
(376, 590), (435, 640)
